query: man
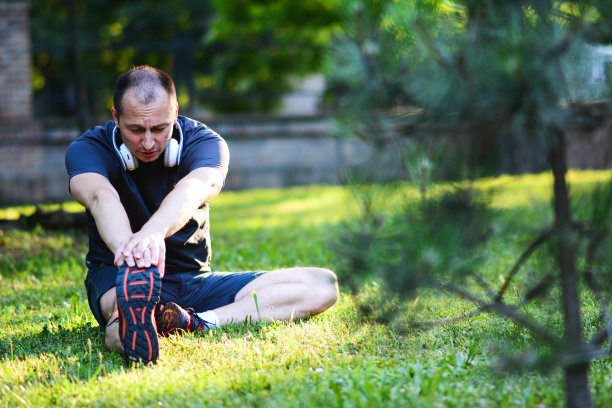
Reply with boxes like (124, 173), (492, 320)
(65, 66), (339, 364)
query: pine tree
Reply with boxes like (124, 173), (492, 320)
(327, 1), (612, 407)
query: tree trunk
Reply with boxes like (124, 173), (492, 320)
(563, 365), (592, 408)
(550, 125), (592, 408)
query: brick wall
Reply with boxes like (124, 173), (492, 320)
(0, 1), (33, 122)
(0, 0), (42, 145)
(0, 1), (49, 205)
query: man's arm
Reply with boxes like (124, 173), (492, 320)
(114, 167), (225, 273)
(69, 172), (133, 255)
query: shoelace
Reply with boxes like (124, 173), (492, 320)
(184, 307), (210, 331)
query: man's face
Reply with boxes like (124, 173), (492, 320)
(112, 89), (179, 163)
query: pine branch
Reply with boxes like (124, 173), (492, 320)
(496, 229), (553, 301)
(409, 274), (499, 329)
(472, 272), (497, 299)
(588, 322), (612, 347)
(442, 282), (557, 345)
(521, 272), (556, 304)
(542, 35), (572, 62)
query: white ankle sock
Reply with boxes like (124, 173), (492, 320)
(197, 310), (220, 329)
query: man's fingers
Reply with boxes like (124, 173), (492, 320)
(126, 246), (139, 259)
(132, 241), (148, 260)
(121, 237), (141, 258)
(115, 232), (164, 271)
(114, 240), (129, 265)
(159, 247), (166, 278)
(125, 254), (136, 267)
(114, 249), (127, 266)
(142, 248), (152, 268)
(150, 245), (160, 267)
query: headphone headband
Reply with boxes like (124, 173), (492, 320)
(175, 122), (184, 166)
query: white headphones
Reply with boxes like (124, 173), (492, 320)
(112, 123), (184, 171)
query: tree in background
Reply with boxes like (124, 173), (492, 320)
(327, 1), (612, 407)
(30, 0), (339, 127)
(31, 0), (214, 128)
(204, 0), (338, 112)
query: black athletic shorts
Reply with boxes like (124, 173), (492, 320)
(84, 260), (264, 327)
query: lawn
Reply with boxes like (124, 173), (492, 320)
(1, 170), (612, 407)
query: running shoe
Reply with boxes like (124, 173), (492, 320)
(155, 302), (212, 336)
(116, 264), (161, 364)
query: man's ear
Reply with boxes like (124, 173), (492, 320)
(111, 106), (119, 126)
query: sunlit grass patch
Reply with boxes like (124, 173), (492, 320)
(477, 169), (612, 209)
(211, 184), (355, 229)
(0, 201), (85, 220)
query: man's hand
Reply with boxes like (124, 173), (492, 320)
(114, 230), (166, 277)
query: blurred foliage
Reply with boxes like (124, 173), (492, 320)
(31, 0), (214, 118)
(206, 0), (338, 112)
(334, 185), (495, 295)
(325, 0), (612, 177)
(30, 0), (340, 119)
(327, 1), (612, 405)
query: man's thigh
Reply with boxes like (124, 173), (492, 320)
(233, 267), (334, 300)
(179, 271), (265, 312)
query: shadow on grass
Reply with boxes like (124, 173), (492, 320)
(0, 322), (126, 381)
(0, 318), (283, 382)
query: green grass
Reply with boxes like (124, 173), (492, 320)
(1, 170), (612, 407)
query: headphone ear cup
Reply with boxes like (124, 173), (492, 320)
(119, 144), (138, 171)
(164, 138), (180, 167)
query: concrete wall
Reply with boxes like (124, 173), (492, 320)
(226, 136), (377, 189)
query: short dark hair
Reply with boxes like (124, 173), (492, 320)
(113, 66), (176, 118)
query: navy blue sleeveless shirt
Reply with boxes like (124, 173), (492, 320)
(65, 116), (229, 274)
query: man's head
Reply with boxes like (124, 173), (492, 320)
(111, 66), (179, 164)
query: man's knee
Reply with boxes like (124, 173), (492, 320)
(303, 267), (339, 314)
(308, 267), (338, 285)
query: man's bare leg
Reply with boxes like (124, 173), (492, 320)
(213, 267), (339, 325)
(100, 267), (339, 350)
(99, 288), (122, 354)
